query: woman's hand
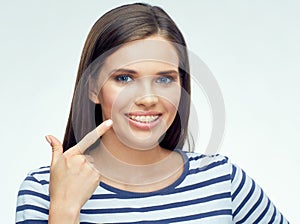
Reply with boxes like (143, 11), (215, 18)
(45, 120), (113, 224)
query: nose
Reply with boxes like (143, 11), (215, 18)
(134, 77), (159, 108)
(135, 94), (159, 108)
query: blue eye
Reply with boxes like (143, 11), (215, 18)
(156, 76), (173, 84)
(115, 75), (133, 83)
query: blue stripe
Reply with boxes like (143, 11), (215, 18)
(231, 164), (237, 183)
(233, 179), (256, 218)
(231, 169), (246, 201)
(177, 174), (231, 193)
(280, 213), (284, 224)
(39, 165), (50, 169)
(188, 158), (228, 174)
(117, 209), (232, 223)
(18, 190), (50, 201)
(16, 205), (49, 215)
(84, 192), (231, 214)
(269, 206), (277, 223)
(16, 220), (48, 224)
(30, 169), (50, 176)
(25, 176), (49, 185)
(254, 198), (271, 223)
(236, 188), (263, 223)
(95, 174), (231, 199)
(24, 176), (38, 182)
(188, 154), (206, 161)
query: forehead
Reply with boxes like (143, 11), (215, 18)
(102, 36), (179, 73)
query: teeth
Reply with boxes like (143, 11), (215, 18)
(129, 115), (159, 123)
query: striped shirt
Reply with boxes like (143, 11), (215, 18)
(16, 150), (289, 223)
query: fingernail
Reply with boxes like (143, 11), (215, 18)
(45, 135), (52, 144)
(105, 119), (113, 127)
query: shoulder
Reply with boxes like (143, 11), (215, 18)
(25, 166), (50, 183)
(16, 166), (51, 222)
(18, 166), (50, 194)
(185, 151), (229, 164)
(184, 151), (232, 172)
(177, 150), (236, 190)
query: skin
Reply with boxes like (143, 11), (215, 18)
(46, 120), (113, 224)
(46, 35), (184, 223)
(91, 35), (181, 163)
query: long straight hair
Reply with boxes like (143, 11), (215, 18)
(63, 3), (191, 152)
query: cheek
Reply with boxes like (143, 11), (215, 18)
(156, 85), (181, 109)
(99, 87), (118, 117)
(100, 85), (133, 116)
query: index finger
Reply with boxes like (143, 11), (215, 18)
(73, 119), (113, 154)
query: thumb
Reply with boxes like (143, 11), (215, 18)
(45, 135), (63, 165)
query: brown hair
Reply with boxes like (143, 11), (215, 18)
(63, 3), (191, 152)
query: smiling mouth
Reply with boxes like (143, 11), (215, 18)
(128, 115), (160, 123)
(125, 113), (162, 130)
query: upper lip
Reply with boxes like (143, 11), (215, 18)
(126, 111), (162, 116)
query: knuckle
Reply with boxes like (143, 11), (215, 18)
(91, 172), (101, 182)
(77, 156), (87, 165)
(66, 155), (86, 168)
(51, 145), (61, 152)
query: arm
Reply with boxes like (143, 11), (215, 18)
(231, 163), (289, 223)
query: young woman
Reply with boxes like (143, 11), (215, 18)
(16, 3), (289, 223)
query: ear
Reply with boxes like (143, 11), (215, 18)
(88, 78), (101, 104)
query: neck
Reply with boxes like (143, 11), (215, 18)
(85, 129), (183, 187)
(99, 129), (170, 165)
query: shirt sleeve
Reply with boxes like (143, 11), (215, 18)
(230, 163), (289, 223)
(15, 169), (50, 223)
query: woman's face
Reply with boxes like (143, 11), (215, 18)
(92, 36), (181, 150)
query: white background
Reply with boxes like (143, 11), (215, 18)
(1, 0), (299, 223)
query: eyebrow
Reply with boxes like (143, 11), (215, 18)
(158, 70), (179, 75)
(112, 68), (179, 75)
(112, 68), (137, 74)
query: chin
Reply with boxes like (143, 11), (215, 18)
(115, 132), (164, 151)
(111, 116), (168, 150)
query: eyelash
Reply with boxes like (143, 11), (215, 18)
(114, 74), (133, 83)
(155, 76), (175, 84)
(114, 74), (176, 85)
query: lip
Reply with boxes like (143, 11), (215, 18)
(126, 111), (162, 116)
(125, 111), (162, 130)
